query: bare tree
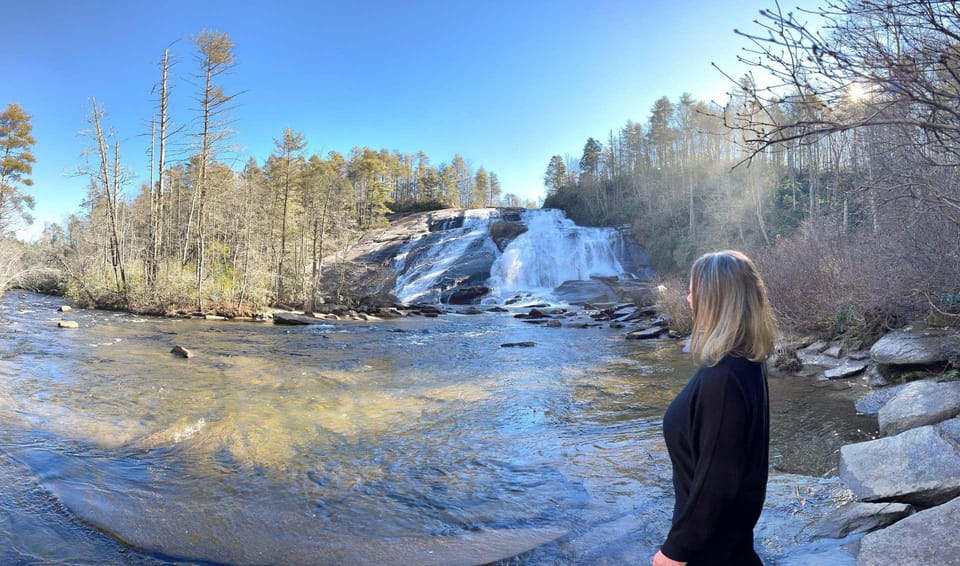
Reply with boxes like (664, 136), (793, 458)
(192, 31), (239, 312)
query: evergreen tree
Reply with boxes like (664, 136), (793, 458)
(544, 155), (566, 195)
(0, 103), (36, 234)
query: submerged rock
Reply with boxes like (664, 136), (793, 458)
(501, 342), (536, 348)
(858, 496), (960, 566)
(57, 320), (79, 329)
(170, 345), (193, 359)
(878, 380), (960, 436)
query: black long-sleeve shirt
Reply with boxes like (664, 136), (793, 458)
(660, 355), (769, 565)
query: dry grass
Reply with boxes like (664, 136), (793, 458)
(654, 274), (692, 335)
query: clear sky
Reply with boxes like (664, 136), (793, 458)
(1, 0), (816, 240)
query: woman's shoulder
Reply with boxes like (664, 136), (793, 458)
(694, 355), (763, 389)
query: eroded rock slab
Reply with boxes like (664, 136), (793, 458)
(858, 496), (960, 566)
(878, 380), (960, 436)
(839, 425), (960, 506)
(823, 363), (867, 380)
(801, 501), (913, 540)
(870, 324), (960, 366)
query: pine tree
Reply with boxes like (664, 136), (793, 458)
(0, 103), (36, 234)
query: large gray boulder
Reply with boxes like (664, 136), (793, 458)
(839, 425), (960, 506)
(869, 324), (960, 366)
(857, 496), (960, 566)
(878, 380), (960, 436)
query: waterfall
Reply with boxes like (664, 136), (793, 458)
(392, 208), (637, 305)
(488, 209), (627, 299)
(393, 209), (499, 304)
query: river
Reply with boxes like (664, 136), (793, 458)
(0, 292), (876, 565)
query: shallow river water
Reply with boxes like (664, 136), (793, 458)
(0, 293), (877, 565)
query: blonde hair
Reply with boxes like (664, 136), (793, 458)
(689, 250), (776, 366)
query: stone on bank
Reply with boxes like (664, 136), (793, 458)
(839, 424), (960, 506)
(877, 380), (960, 437)
(857, 495), (960, 566)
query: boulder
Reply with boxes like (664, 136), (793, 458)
(204, 315), (227, 321)
(805, 341), (829, 353)
(939, 418), (960, 445)
(57, 305), (72, 312)
(625, 327), (663, 340)
(823, 345), (844, 358)
(878, 380), (960, 436)
(839, 425), (960, 506)
(865, 365), (889, 388)
(273, 312), (326, 325)
(442, 285), (490, 305)
(857, 496), (960, 566)
(823, 362), (867, 380)
(545, 320), (562, 328)
(870, 324), (960, 366)
(855, 381), (918, 415)
(796, 349), (845, 368)
(170, 345), (193, 359)
(802, 501), (914, 540)
(57, 320), (79, 329)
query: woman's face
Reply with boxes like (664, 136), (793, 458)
(687, 280), (694, 313)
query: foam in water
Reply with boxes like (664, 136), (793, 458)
(488, 209), (625, 299)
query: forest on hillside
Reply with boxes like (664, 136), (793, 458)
(544, 0), (960, 338)
(1, 0), (959, 340)
(0, 32), (525, 316)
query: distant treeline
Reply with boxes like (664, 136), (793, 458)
(14, 32), (532, 315)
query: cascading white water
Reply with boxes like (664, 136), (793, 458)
(488, 209), (626, 298)
(393, 208), (499, 304)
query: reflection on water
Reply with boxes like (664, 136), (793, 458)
(0, 293), (876, 564)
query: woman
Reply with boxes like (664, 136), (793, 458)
(653, 250), (776, 566)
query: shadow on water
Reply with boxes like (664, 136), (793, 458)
(0, 293), (874, 564)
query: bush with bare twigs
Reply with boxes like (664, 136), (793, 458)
(654, 275), (692, 335)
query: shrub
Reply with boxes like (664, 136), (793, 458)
(654, 274), (692, 335)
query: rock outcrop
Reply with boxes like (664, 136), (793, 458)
(869, 323), (960, 366)
(315, 207), (652, 307)
(857, 495), (960, 566)
(839, 423), (960, 506)
(877, 380), (960, 436)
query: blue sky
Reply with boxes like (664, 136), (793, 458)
(1, 0), (816, 239)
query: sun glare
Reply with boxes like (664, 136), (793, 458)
(846, 82), (869, 102)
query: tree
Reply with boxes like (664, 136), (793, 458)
(146, 47), (176, 286)
(192, 30), (239, 312)
(488, 172), (502, 205)
(0, 103), (36, 234)
(731, 1), (960, 162)
(544, 155), (567, 196)
(267, 127), (306, 303)
(87, 98), (128, 300)
(473, 167), (489, 208)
